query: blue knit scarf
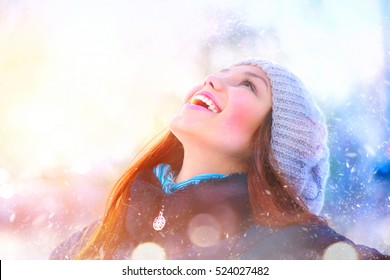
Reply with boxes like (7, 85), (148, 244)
(153, 163), (228, 194)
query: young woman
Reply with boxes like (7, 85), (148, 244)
(50, 59), (389, 260)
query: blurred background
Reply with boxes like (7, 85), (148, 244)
(0, 0), (389, 259)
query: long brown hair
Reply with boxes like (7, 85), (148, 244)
(74, 110), (324, 259)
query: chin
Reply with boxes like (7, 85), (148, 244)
(168, 117), (188, 142)
(169, 114), (200, 136)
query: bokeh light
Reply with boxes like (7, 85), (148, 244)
(323, 242), (359, 260)
(131, 242), (167, 260)
(188, 214), (222, 248)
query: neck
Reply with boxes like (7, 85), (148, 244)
(175, 144), (248, 183)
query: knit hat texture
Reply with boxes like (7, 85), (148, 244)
(233, 59), (330, 214)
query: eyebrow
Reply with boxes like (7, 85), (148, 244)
(220, 68), (270, 90)
(243, 71), (270, 90)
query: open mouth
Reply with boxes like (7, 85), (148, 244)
(189, 93), (221, 113)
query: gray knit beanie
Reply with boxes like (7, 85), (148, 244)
(233, 59), (330, 215)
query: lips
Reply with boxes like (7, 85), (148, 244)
(188, 91), (222, 113)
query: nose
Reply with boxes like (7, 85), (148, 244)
(204, 74), (223, 90)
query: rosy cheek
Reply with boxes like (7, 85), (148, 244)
(225, 110), (250, 130)
(219, 105), (261, 154)
(224, 99), (261, 133)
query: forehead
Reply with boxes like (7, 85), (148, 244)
(221, 64), (266, 74)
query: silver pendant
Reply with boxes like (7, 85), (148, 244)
(153, 210), (166, 231)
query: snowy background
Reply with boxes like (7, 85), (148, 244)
(0, 0), (389, 259)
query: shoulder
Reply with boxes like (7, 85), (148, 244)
(298, 224), (389, 260)
(49, 221), (99, 260)
(238, 223), (389, 260)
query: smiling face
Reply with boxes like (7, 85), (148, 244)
(169, 64), (272, 163)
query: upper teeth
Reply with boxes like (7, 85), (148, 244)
(190, 94), (219, 113)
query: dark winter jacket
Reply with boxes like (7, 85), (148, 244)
(50, 168), (389, 260)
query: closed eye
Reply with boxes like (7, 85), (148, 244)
(239, 78), (257, 94)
